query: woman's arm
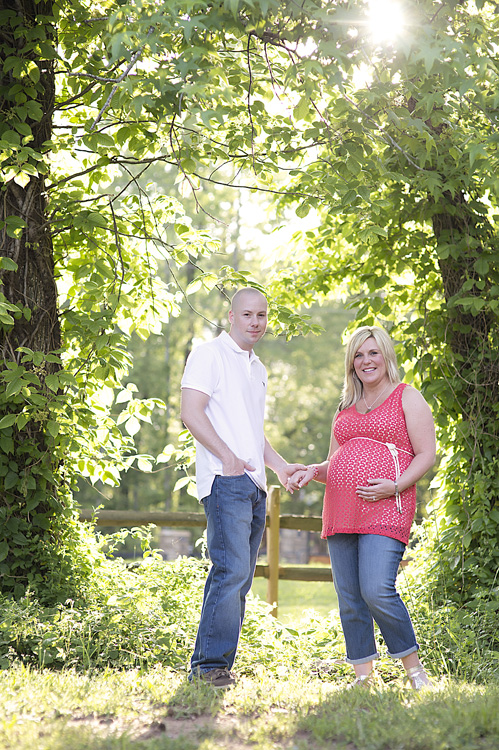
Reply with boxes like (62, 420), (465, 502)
(398, 385), (437, 490)
(357, 386), (436, 501)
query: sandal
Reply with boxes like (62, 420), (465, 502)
(405, 666), (432, 691)
(348, 671), (381, 689)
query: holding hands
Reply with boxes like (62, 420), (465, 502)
(286, 465), (319, 493)
(276, 463), (307, 492)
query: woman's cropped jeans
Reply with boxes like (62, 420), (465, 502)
(327, 533), (419, 665)
(190, 474), (267, 676)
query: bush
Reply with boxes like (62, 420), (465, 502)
(0, 526), (347, 675)
(1, 524), (497, 684)
(397, 533), (499, 684)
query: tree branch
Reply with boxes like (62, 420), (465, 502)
(89, 26), (155, 130)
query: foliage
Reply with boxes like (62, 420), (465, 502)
(1, 0), (498, 606)
(0, 526), (497, 686)
(0, 526), (345, 673)
(0, 0), (321, 597)
(398, 541), (499, 683)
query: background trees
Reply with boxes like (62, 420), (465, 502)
(1, 0), (498, 606)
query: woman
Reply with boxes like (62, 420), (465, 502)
(288, 326), (436, 689)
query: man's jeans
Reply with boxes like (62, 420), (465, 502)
(327, 533), (419, 664)
(190, 474), (267, 675)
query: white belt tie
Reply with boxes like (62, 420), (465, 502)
(385, 442), (402, 513)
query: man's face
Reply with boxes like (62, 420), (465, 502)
(228, 293), (268, 351)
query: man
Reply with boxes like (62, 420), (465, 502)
(181, 287), (304, 687)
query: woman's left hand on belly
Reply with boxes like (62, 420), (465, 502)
(356, 478), (396, 502)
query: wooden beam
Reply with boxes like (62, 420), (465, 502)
(77, 508), (322, 531)
(255, 564), (332, 582)
(78, 509), (207, 527)
(266, 486), (280, 617)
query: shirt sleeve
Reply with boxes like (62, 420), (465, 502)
(181, 344), (220, 397)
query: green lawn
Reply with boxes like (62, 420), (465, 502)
(251, 575), (338, 621)
(1, 664), (497, 750)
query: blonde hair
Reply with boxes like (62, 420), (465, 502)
(340, 326), (401, 410)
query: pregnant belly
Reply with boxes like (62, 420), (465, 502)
(329, 438), (410, 488)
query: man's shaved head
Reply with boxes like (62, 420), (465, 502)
(231, 287), (268, 313)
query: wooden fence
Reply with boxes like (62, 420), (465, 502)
(78, 486), (330, 618)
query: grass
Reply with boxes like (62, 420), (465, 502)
(1, 551), (497, 748)
(0, 663), (498, 749)
(250, 576), (338, 621)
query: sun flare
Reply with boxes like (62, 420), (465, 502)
(367, 0), (405, 45)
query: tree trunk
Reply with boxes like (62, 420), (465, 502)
(0, 0), (68, 600)
(432, 195), (499, 438)
(1, 0), (60, 361)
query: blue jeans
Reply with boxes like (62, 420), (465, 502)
(190, 474), (267, 675)
(327, 533), (419, 665)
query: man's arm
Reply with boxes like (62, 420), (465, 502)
(181, 388), (255, 476)
(264, 437), (306, 489)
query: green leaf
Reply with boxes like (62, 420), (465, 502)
(137, 457), (152, 472)
(3, 215), (26, 239)
(4, 471), (18, 490)
(474, 258), (489, 275)
(47, 421), (60, 437)
(124, 416), (141, 436)
(5, 378), (24, 398)
(33, 513), (51, 530)
(45, 374), (59, 392)
(16, 413), (29, 430)
(173, 476), (190, 492)
(0, 414), (17, 429)
(25, 495), (40, 512)
(86, 212), (108, 228)
(293, 96), (309, 121)
(0, 257), (18, 271)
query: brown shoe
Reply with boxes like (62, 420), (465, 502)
(196, 668), (236, 688)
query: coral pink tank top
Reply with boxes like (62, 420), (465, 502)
(321, 383), (416, 545)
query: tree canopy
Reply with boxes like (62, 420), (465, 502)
(1, 0), (498, 605)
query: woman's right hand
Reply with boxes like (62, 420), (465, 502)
(286, 466), (316, 492)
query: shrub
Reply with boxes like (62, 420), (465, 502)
(1, 524), (497, 684)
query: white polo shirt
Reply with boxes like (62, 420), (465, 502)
(181, 331), (268, 500)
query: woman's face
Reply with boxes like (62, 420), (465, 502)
(353, 337), (387, 385)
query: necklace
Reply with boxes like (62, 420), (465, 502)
(363, 383), (391, 412)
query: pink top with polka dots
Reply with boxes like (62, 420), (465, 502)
(321, 383), (416, 545)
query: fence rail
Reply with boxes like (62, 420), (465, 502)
(78, 486), (329, 617)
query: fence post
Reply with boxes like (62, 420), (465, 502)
(266, 485), (280, 617)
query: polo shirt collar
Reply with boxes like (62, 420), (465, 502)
(219, 330), (260, 362)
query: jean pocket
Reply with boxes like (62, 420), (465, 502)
(213, 473), (253, 502)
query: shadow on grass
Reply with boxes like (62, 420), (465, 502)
(296, 680), (499, 750)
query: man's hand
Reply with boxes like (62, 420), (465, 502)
(275, 462), (307, 492)
(221, 453), (256, 476)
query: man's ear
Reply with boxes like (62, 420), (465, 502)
(228, 310), (234, 324)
